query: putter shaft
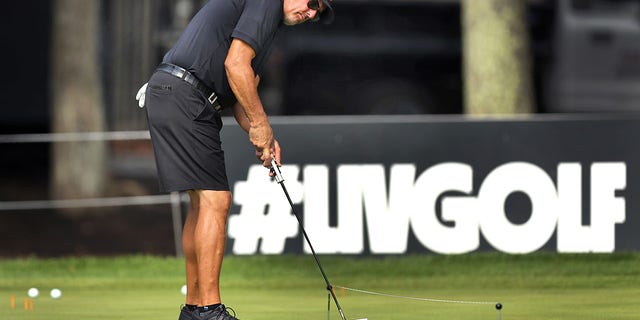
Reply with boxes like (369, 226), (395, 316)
(270, 160), (347, 320)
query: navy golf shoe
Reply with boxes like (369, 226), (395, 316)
(195, 304), (238, 320)
(178, 305), (197, 320)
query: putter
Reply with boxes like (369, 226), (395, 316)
(270, 159), (347, 320)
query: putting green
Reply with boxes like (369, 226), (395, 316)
(0, 253), (638, 319)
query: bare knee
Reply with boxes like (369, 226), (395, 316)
(197, 190), (232, 214)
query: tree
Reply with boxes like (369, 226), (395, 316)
(462, 0), (535, 114)
(50, 0), (108, 199)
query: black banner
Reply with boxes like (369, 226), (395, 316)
(221, 115), (639, 254)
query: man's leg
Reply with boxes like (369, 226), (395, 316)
(183, 191), (201, 306)
(186, 189), (232, 306)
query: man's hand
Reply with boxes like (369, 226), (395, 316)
(249, 122), (278, 168)
(136, 83), (148, 108)
(270, 139), (281, 177)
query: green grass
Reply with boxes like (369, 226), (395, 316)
(0, 253), (639, 319)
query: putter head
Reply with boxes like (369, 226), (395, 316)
(270, 158), (284, 183)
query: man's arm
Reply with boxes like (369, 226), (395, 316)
(232, 101), (251, 134)
(225, 38), (280, 167)
(232, 74), (261, 134)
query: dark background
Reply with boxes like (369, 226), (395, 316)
(1, 0), (638, 256)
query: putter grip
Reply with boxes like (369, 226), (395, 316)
(270, 158), (284, 183)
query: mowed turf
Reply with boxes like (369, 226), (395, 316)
(0, 253), (638, 320)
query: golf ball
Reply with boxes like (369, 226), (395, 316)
(50, 288), (62, 299)
(28, 288), (39, 298)
(181, 284), (187, 295)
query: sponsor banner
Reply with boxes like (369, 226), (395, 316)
(220, 115), (639, 255)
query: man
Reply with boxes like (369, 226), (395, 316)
(136, 0), (334, 319)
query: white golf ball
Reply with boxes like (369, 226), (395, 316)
(181, 284), (187, 295)
(27, 288), (39, 298)
(50, 288), (62, 299)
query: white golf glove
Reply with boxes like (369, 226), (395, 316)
(136, 83), (148, 108)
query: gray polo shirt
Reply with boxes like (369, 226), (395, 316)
(163, 0), (283, 108)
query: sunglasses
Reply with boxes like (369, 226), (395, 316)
(307, 0), (322, 11)
(308, 0), (324, 22)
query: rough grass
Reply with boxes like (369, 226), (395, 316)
(0, 253), (638, 319)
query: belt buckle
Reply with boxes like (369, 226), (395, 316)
(207, 92), (217, 105)
(208, 92), (222, 112)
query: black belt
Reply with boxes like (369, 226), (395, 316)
(156, 63), (222, 112)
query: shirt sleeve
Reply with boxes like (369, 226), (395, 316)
(232, 0), (282, 55)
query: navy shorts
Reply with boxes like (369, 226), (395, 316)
(144, 71), (229, 193)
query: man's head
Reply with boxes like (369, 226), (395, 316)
(283, 0), (334, 26)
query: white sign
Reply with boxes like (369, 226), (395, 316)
(228, 162), (626, 255)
